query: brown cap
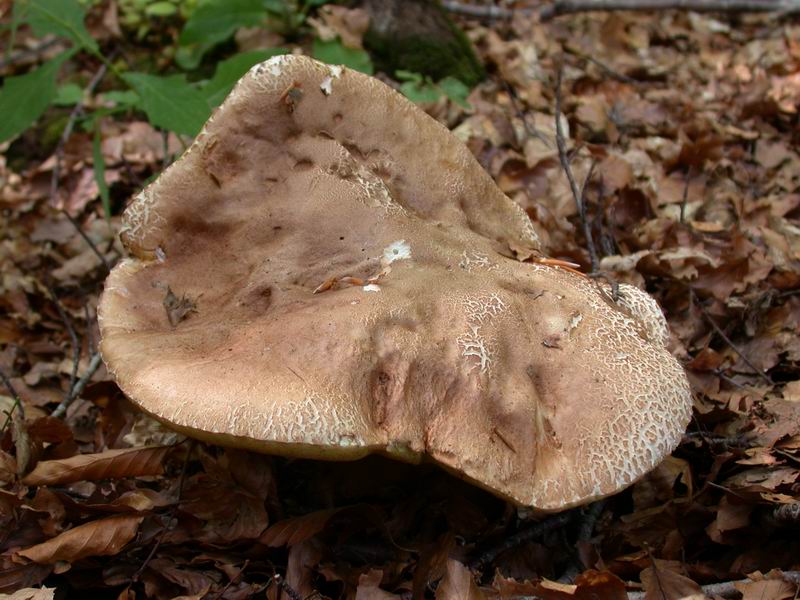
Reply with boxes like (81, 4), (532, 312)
(99, 55), (691, 510)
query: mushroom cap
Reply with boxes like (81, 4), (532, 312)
(98, 55), (692, 511)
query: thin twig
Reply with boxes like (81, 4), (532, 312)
(554, 65), (600, 272)
(541, 0), (800, 20)
(211, 560), (250, 600)
(559, 499), (607, 582)
(470, 512), (574, 570)
(50, 60), (112, 274)
(690, 290), (773, 385)
(679, 166), (692, 223)
(0, 367), (24, 434)
(47, 284), (81, 396)
(442, 0), (800, 22)
(51, 352), (103, 419)
(627, 571), (800, 599)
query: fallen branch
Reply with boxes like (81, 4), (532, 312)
(442, 0), (800, 20)
(627, 570), (800, 599)
(51, 352), (103, 419)
(554, 65), (600, 272)
(690, 290), (773, 386)
(470, 512), (573, 570)
(50, 59), (112, 274)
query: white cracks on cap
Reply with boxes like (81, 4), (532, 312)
(320, 65), (343, 96)
(459, 250), (495, 273)
(251, 54), (291, 78)
(363, 284), (381, 292)
(457, 293), (508, 374)
(382, 240), (411, 266)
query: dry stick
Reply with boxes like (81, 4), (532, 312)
(627, 571), (800, 600)
(47, 284), (81, 395)
(558, 499), (607, 582)
(0, 367), (24, 434)
(690, 290), (773, 385)
(50, 61), (111, 274)
(554, 65), (600, 273)
(51, 352), (103, 419)
(442, 0), (800, 20)
(132, 440), (194, 585)
(210, 560), (250, 600)
(541, 0), (800, 20)
(470, 512), (573, 570)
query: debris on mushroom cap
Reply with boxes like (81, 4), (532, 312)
(98, 55), (692, 511)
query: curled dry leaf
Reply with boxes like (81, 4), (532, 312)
(532, 571), (628, 600)
(435, 559), (486, 600)
(0, 587), (56, 600)
(17, 514), (143, 564)
(640, 560), (704, 600)
(355, 569), (401, 600)
(260, 507), (346, 548)
(21, 446), (171, 486)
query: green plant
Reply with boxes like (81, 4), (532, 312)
(395, 70), (471, 108)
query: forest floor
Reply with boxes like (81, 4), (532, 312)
(1, 1), (800, 599)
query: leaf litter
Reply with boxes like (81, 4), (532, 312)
(1, 2), (800, 599)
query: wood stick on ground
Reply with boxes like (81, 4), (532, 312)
(51, 351), (103, 419)
(443, 0), (800, 21)
(690, 290), (773, 385)
(0, 367), (30, 473)
(50, 60), (112, 274)
(554, 65), (600, 272)
(47, 284), (81, 395)
(559, 499), (607, 582)
(470, 512), (573, 570)
(626, 570), (800, 599)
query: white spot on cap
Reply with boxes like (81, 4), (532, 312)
(155, 246), (166, 262)
(383, 240), (411, 265)
(363, 284), (381, 292)
(320, 65), (342, 96)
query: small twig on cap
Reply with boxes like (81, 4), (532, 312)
(690, 290), (773, 385)
(470, 511), (573, 570)
(51, 351), (103, 419)
(554, 64), (600, 273)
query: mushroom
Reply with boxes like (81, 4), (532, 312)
(98, 55), (692, 511)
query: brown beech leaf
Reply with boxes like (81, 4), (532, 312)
(640, 560), (704, 600)
(260, 507), (345, 547)
(22, 446), (171, 486)
(355, 569), (401, 599)
(0, 587), (56, 600)
(435, 559), (486, 600)
(531, 571), (628, 600)
(17, 514), (143, 564)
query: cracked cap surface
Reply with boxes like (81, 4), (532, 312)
(99, 55), (692, 510)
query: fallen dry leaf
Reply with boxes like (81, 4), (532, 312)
(22, 446), (171, 486)
(17, 514), (143, 564)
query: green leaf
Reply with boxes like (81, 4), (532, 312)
(178, 0), (265, 67)
(200, 48), (287, 107)
(54, 82), (83, 106)
(312, 38), (373, 75)
(122, 72), (210, 136)
(438, 76), (471, 109)
(93, 121), (111, 220)
(15, 0), (98, 53)
(145, 2), (178, 16)
(0, 53), (72, 143)
(399, 79), (441, 105)
(101, 90), (141, 107)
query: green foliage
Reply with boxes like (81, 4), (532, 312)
(54, 83), (84, 106)
(122, 72), (211, 136)
(178, 0), (265, 68)
(396, 71), (471, 108)
(92, 123), (112, 220)
(0, 53), (73, 143)
(200, 48), (287, 107)
(313, 38), (373, 74)
(14, 0), (98, 53)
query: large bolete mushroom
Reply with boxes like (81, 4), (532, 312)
(99, 55), (692, 511)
